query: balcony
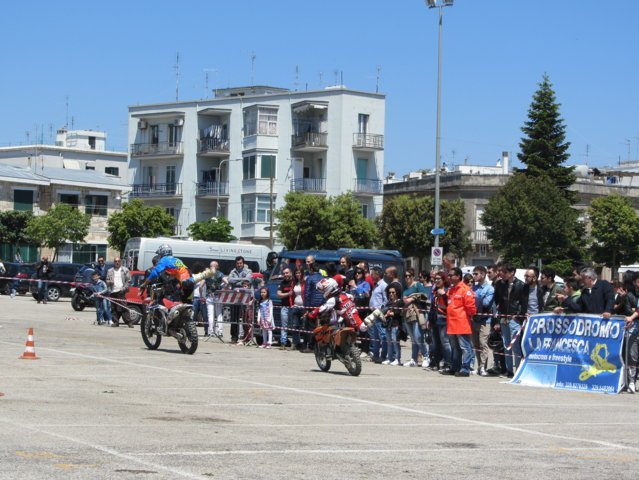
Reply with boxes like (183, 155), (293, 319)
(130, 142), (183, 157)
(196, 181), (229, 197)
(198, 137), (230, 157)
(130, 183), (182, 198)
(353, 133), (384, 151)
(290, 178), (326, 193)
(472, 230), (490, 244)
(291, 132), (328, 152)
(353, 178), (383, 195)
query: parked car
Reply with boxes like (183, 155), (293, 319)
(31, 262), (85, 302)
(0, 262), (36, 295)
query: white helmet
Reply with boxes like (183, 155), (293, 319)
(317, 278), (339, 298)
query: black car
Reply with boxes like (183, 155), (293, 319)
(31, 262), (85, 302)
(0, 262), (36, 295)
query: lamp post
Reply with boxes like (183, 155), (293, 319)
(425, 0), (453, 249)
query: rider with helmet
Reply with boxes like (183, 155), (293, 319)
(139, 244), (194, 302)
(308, 277), (369, 333)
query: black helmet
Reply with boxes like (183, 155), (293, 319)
(155, 244), (173, 258)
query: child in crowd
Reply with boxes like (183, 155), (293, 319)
(257, 287), (274, 348)
(91, 271), (112, 325)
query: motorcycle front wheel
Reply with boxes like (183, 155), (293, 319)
(344, 345), (362, 377)
(141, 311), (162, 350)
(71, 294), (86, 311)
(177, 321), (198, 354)
(315, 343), (332, 372)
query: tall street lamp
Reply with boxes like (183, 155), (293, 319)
(425, 0), (453, 249)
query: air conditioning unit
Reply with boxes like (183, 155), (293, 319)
(138, 120), (148, 130)
(174, 118), (184, 127)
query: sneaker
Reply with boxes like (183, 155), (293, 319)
(486, 367), (501, 376)
(421, 359), (430, 369)
(455, 371), (470, 377)
(479, 368), (488, 377)
(106, 321), (114, 326)
(390, 359), (400, 366)
(629, 383), (636, 394)
(439, 368), (455, 376)
(10, 290), (16, 299)
(381, 359), (391, 365)
(403, 359), (417, 367)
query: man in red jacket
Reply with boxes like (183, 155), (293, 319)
(446, 267), (477, 377)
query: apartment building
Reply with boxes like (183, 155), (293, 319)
(0, 163), (127, 262)
(127, 85), (385, 245)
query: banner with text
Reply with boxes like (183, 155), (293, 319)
(511, 314), (625, 394)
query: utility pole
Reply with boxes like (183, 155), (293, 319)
(269, 157), (274, 249)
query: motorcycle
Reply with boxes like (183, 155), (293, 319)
(313, 320), (362, 376)
(70, 284), (95, 311)
(141, 285), (198, 354)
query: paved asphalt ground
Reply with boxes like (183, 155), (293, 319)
(1, 296), (639, 480)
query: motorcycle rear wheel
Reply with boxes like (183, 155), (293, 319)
(177, 321), (198, 354)
(141, 311), (162, 350)
(71, 294), (86, 311)
(314, 344), (331, 372)
(344, 345), (362, 377)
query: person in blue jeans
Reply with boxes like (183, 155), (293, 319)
(91, 271), (112, 325)
(276, 267), (294, 348)
(382, 287), (404, 366)
(402, 268), (429, 367)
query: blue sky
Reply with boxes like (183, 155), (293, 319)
(1, 0), (637, 174)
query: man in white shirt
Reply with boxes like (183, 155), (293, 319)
(106, 257), (131, 327)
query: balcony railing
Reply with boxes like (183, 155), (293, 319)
(291, 132), (328, 149)
(130, 142), (183, 156)
(130, 183), (182, 198)
(196, 181), (229, 196)
(353, 133), (384, 150)
(353, 178), (383, 195)
(290, 178), (326, 193)
(198, 137), (230, 154)
(472, 230), (489, 243)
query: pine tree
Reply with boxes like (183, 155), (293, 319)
(518, 74), (576, 202)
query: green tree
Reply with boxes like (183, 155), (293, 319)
(376, 194), (471, 267)
(588, 194), (639, 278)
(481, 174), (583, 266)
(24, 203), (91, 260)
(0, 210), (34, 245)
(187, 217), (237, 242)
(107, 199), (175, 254)
(518, 74), (576, 202)
(275, 192), (377, 250)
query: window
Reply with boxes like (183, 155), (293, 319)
(241, 197), (255, 223)
(243, 106), (278, 136)
(358, 114), (369, 134)
(85, 164), (95, 171)
(143, 166), (155, 185)
(242, 195), (275, 223)
(361, 203), (369, 219)
(260, 155), (276, 179)
(88, 136), (96, 149)
(166, 165), (176, 185)
(168, 124), (182, 146)
(150, 125), (159, 144)
(13, 190), (34, 212)
(243, 156), (256, 180)
(105, 166), (119, 176)
(256, 195), (273, 222)
(258, 107), (278, 135)
(85, 195), (108, 216)
(59, 193), (80, 208)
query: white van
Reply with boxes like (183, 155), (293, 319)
(123, 237), (270, 274)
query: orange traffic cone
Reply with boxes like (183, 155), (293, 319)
(19, 328), (39, 360)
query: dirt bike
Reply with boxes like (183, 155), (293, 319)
(141, 285), (198, 354)
(313, 320), (362, 376)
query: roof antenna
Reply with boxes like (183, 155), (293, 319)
(294, 65), (299, 91)
(204, 68), (218, 98)
(173, 52), (180, 101)
(250, 52), (256, 85)
(376, 65), (381, 93)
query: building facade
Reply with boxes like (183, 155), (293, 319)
(384, 154), (639, 268)
(0, 163), (126, 262)
(127, 85), (385, 246)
